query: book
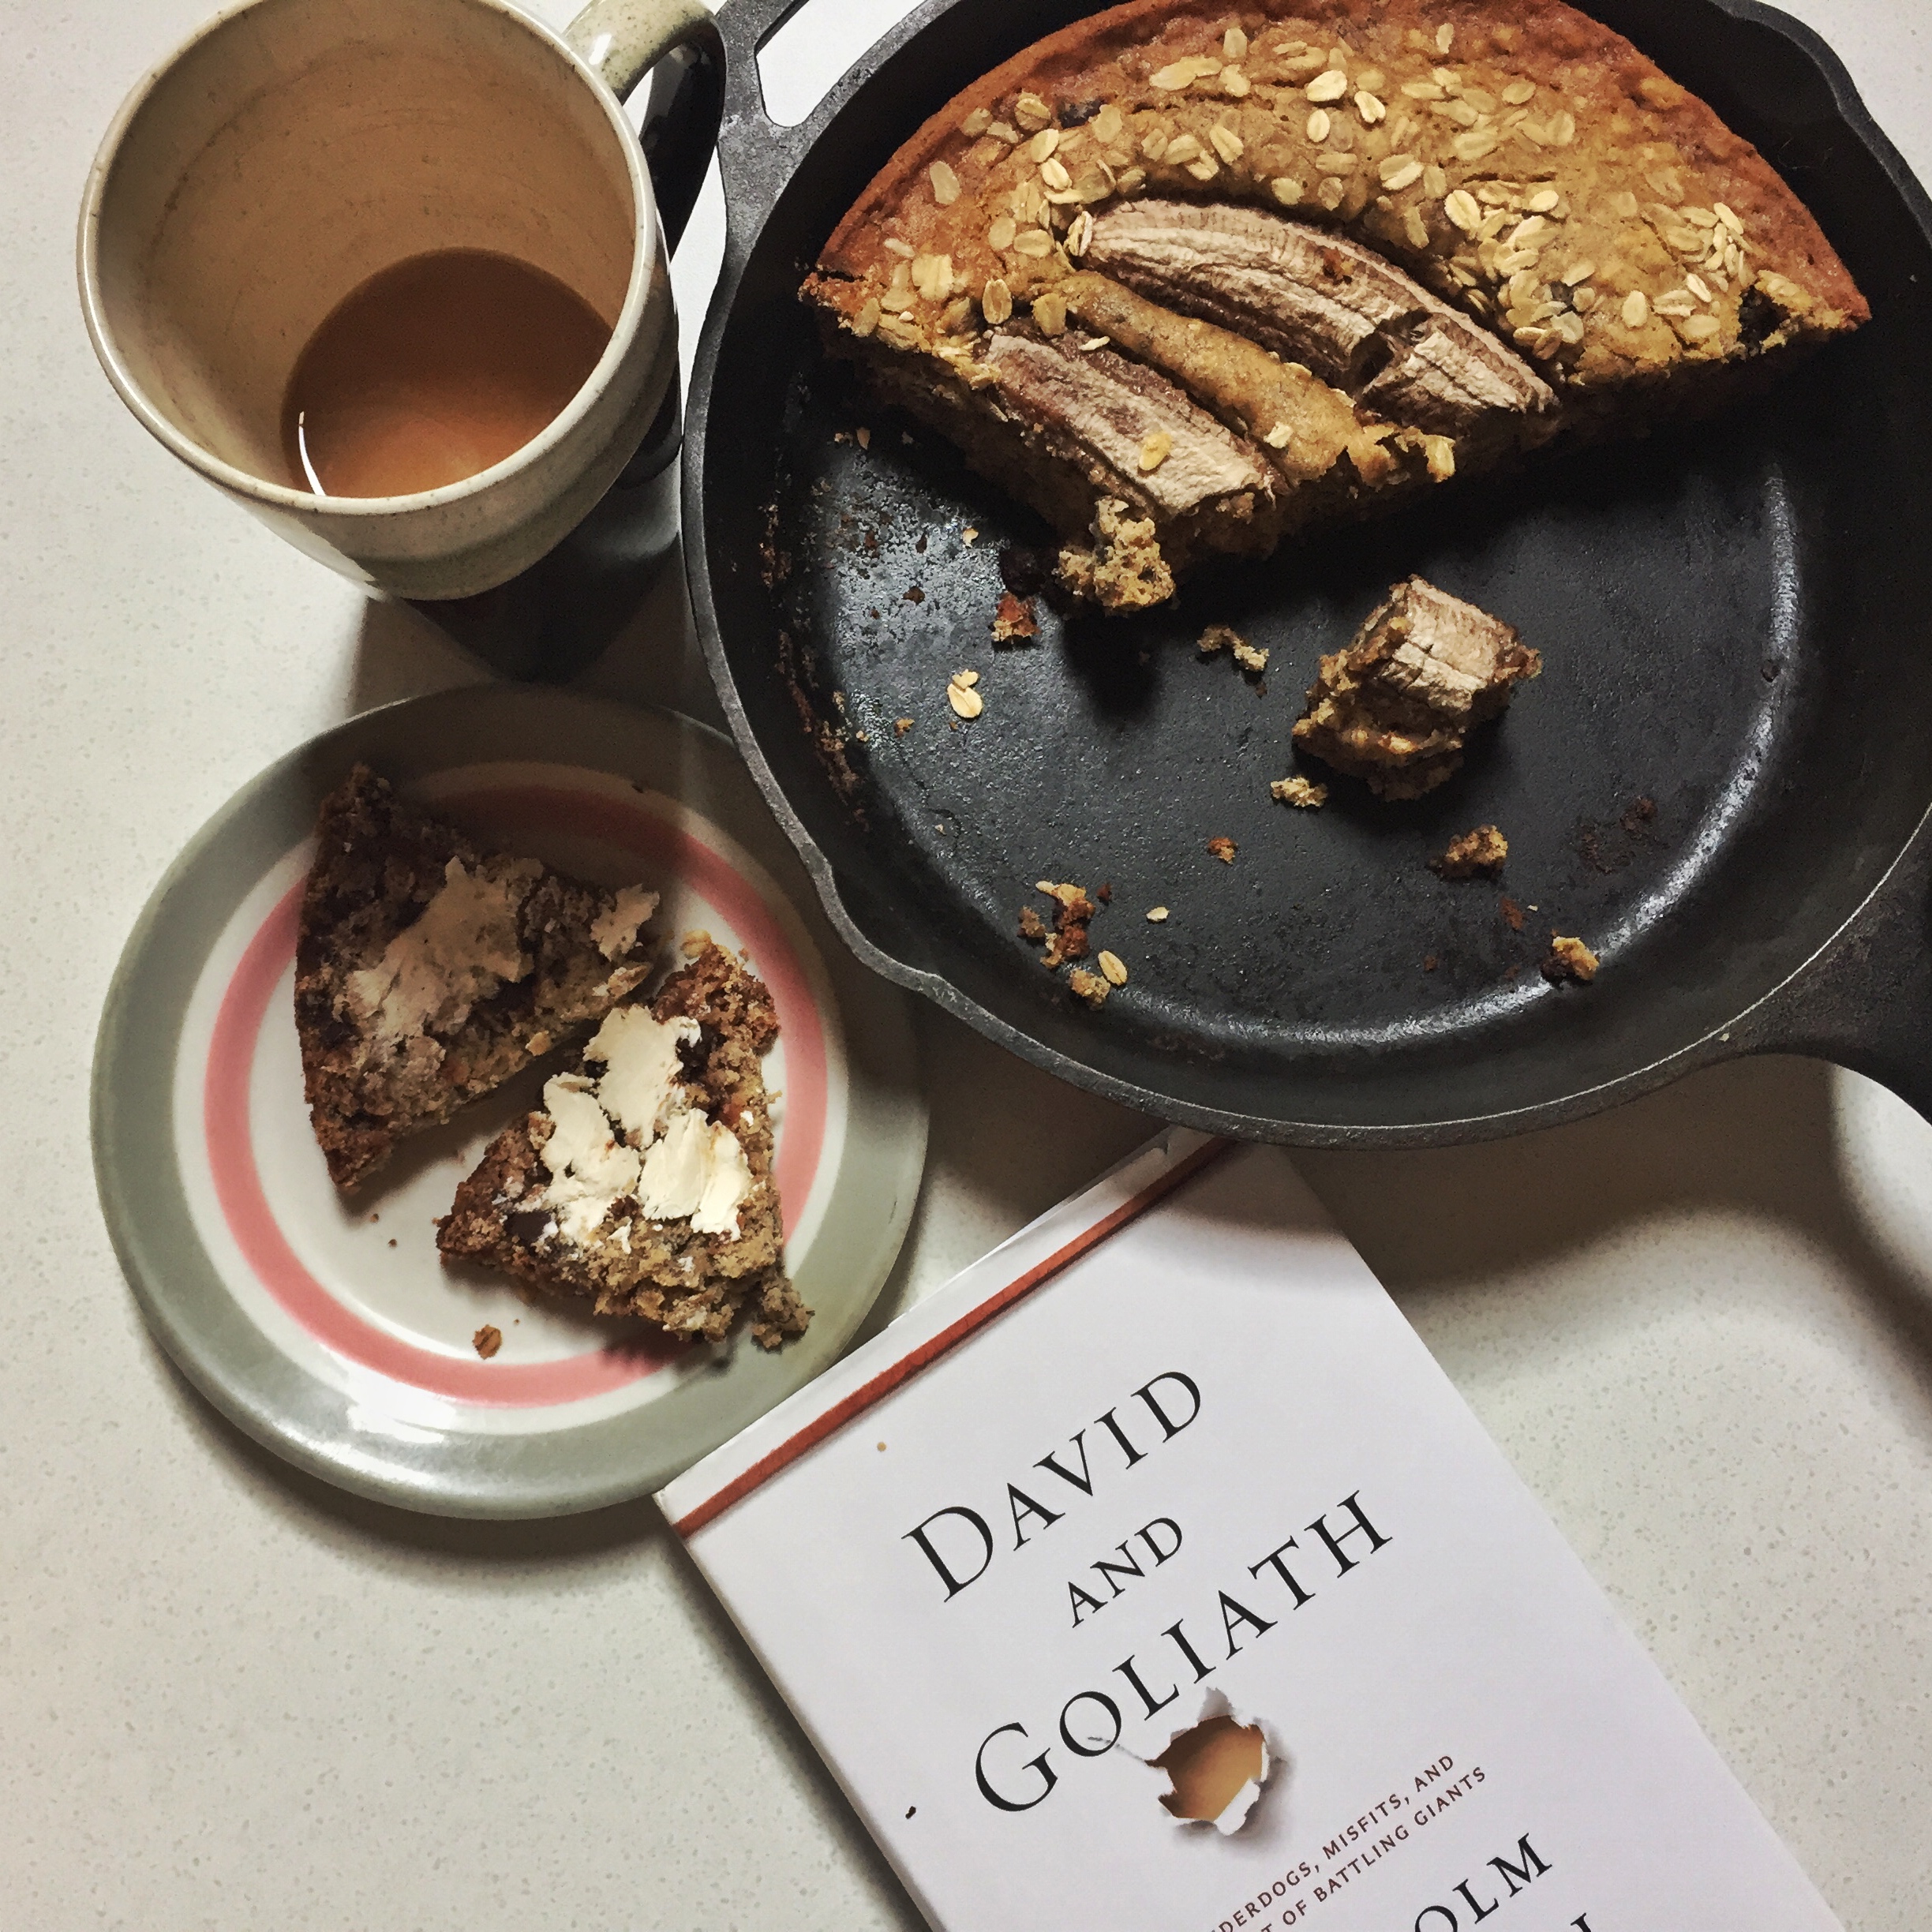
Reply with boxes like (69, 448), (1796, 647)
(657, 1131), (1840, 1930)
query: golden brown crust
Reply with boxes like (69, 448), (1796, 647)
(815, 0), (1863, 343)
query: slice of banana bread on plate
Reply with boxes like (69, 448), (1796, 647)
(296, 766), (660, 1191)
(436, 941), (810, 1350)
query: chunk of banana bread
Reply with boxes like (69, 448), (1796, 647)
(296, 767), (660, 1191)
(1293, 575), (1539, 795)
(436, 942), (809, 1350)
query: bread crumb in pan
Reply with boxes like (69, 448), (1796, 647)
(1069, 967), (1111, 1008)
(1431, 825), (1510, 877)
(993, 591), (1040, 641)
(1542, 934), (1601, 983)
(1270, 775), (1328, 808)
(1200, 623), (1268, 672)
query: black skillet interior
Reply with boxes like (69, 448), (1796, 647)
(690, 0), (1932, 1142)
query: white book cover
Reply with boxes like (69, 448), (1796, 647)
(658, 1131), (1840, 1932)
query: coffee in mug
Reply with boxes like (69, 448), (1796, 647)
(283, 249), (616, 499)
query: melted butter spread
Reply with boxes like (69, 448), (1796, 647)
(346, 857), (533, 1046)
(590, 1005), (695, 1141)
(538, 1074), (641, 1245)
(534, 1005), (754, 1245)
(638, 1109), (753, 1234)
(590, 885), (660, 961)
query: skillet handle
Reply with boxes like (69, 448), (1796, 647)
(1731, 813), (1932, 1121)
(567, 0), (726, 250)
(712, 0), (829, 200)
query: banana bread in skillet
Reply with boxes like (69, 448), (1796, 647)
(802, 0), (1866, 608)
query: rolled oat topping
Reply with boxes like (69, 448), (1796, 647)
(803, 0), (1864, 609)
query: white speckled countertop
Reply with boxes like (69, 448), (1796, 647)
(3, 1), (1928, 1925)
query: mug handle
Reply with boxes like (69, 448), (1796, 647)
(566, 0), (726, 252)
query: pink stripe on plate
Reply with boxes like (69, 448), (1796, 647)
(200, 787), (829, 1410)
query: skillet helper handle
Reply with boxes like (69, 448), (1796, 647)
(712, 0), (822, 201)
(567, 0), (726, 250)
(1732, 812), (1932, 1121)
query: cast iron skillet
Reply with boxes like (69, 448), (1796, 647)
(683, 0), (1932, 1146)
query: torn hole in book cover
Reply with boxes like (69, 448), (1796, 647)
(1130, 1687), (1279, 1835)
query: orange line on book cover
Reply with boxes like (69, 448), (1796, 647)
(670, 1136), (1229, 1536)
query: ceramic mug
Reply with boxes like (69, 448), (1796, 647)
(78, 0), (722, 601)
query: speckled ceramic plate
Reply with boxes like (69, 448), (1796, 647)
(92, 688), (926, 1518)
